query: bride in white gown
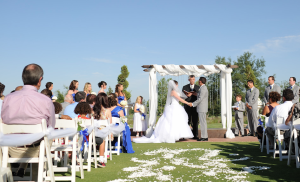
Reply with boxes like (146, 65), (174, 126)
(133, 80), (194, 143)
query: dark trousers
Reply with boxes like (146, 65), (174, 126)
(185, 106), (199, 138)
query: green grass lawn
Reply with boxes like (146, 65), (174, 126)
(68, 142), (299, 182)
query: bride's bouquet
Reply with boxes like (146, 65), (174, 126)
(120, 100), (127, 107)
(139, 105), (146, 121)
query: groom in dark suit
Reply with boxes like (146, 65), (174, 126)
(183, 75), (200, 139)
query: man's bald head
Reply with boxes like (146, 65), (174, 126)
(22, 64), (43, 86)
(15, 86), (23, 91)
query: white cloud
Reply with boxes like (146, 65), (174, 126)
(244, 35), (300, 53)
(84, 57), (113, 63)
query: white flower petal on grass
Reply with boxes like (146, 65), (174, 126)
(161, 166), (176, 171)
(229, 153), (239, 156)
(122, 167), (140, 172)
(108, 179), (133, 182)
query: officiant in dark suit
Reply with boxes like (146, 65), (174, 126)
(182, 75), (200, 139)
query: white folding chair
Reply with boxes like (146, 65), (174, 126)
(111, 117), (122, 156)
(0, 119), (54, 182)
(48, 119), (83, 182)
(76, 117), (97, 172)
(94, 119), (112, 163)
(287, 118), (300, 167)
(273, 117), (289, 161)
(260, 117), (274, 154)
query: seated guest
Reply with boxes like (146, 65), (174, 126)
(1, 63), (55, 179)
(74, 102), (91, 119)
(15, 86), (23, 91)
(45, 82), (54, 96)
(83, 82), (92, 96)
(98, 81), (107, 94)
(53, 102), (72, 120)
(60, 95), (73, 115)
(87, 94), (97, 108)
(257, 92), (281, 139)
(87, 94), (97, 118)
(108, 93), (134, 153)
(266, 89), (294, 148)
(93, 93), (112, 167)
(0, 82), (5, 117)
(262, 92), (281, 117)
(67, 80), (79, 101)
(108, 93), (124, 118)
(41, 89), (53, 98)
(63, 91), (86, 119)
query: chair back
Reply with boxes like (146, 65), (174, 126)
(112, 117), (120, 124)
(55, 119), (77, 129)
(0, 119), (46, 134)
(293, 118), (300, 125)
(276, 117), (285, 125)
(94, 119), (108, 127)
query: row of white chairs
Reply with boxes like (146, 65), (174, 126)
(0, 116), (123, 182)
(260, 115), (300, 167)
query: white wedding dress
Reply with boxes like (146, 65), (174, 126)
(133, 80), (194, 143)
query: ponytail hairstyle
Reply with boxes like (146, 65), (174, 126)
(45, 82), (53, 90)
(98, 81), (107, 88)
(93, 93), (109, 120)
(69, 80), (78, 91)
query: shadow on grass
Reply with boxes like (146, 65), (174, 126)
(212, 142), (299, 182)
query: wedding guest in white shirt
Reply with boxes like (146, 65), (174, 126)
(265, 89), (294, 148)
(287, 77), (299, 104)
(264, 76), (281, 105)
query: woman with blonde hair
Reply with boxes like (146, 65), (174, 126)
(115, 83), (127, 116)
(83, 82), (92, 96)
(133, 96), (146, 137)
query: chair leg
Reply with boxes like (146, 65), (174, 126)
(109, 137), (112, 161)
(93, 134), (97, 168)
(117, 134), (121, 155)
(261, 130), (265, 152)
(87, 134), (92, 172)
(38, 141), (45, 182)
(287, 129), (294, 166)
(294, 131), (300, 168)
(105, 137), (108, 163)
(79, 151), (84, 179)
(45, 139), (55, 182)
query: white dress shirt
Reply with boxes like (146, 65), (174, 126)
(267, 101), (293, 128)
(190, 84), (194, 90)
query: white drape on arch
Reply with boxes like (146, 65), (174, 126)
(145, 64), (235, 139)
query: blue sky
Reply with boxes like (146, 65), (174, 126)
(1, 1), (299, 101)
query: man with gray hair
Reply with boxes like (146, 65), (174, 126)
(63, 91), (86, 118)
(59, 94), (73, 115)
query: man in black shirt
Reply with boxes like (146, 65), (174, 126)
(182, 75), (200, 139)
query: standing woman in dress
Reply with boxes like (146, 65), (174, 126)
(98, 81), (107, 94)
(46, 82), (53, 96)
(115, 83), (127, 116)
(67, 80), (79, 101)
(133, 96), (146, 137)
(83, 82), (92, 96)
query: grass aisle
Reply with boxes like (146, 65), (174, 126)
(73, 142), (299, 182)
